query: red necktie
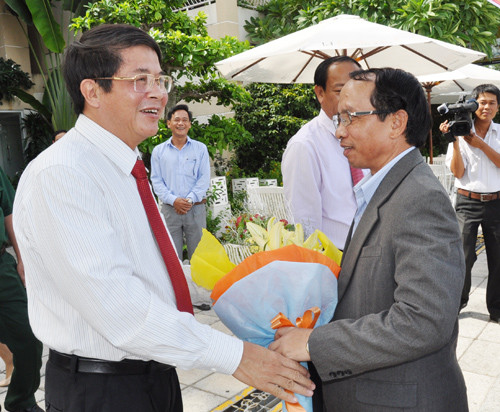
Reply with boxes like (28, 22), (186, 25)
(131, 159), (194, 315)
(350, 166), (364, 186)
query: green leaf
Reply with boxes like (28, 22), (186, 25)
(26, 0), (65, 52)
(11, 88), (52, 121)
(4, 0), (33, 24)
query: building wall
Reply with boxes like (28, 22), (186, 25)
(0, 0), (32, 112)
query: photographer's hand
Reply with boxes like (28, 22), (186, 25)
(464, 132), (485, 149)
(439, 120), (450, 134)
(464, 132), (500, 168)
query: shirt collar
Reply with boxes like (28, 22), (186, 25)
(318, 109), (336, 136)
(74, 114), (141, 176)
(355, 146), (416, 205)
(167, 136), (192, 147)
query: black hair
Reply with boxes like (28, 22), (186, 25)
(167, 104), (193, 122)
(350, 68), (431, 147)
(62, 24), (162, 115)
(471, 84), (500, 105)
(314, 56), (361, 89)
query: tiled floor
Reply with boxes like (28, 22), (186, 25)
(1, 249), (499, 411)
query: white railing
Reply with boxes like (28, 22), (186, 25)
(177, 0), (270, 12)
(176, 0), (215, 12)
(238, 0), (270, 9)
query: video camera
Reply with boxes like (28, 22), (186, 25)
(437, 96), (478, 142)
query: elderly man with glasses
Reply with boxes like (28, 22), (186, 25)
(13, 24), (314, 411)
(271, 68), (467, 411)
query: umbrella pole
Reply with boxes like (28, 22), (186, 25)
(423, 83), (435, 164)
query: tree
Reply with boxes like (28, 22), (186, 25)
(233, 83), (317, 175)
(245, 0), (499, 59)
(0, 57), (34, 105)
(239, 0), (500, 162)
(69, 0), (253, 161)
(71, 0), (251, 108)
(4, 0), (89, 130)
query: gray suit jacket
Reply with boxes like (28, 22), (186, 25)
(310, 149), (468, 411)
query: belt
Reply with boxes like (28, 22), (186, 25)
(49, 350), (173, 375)
(193, 199), (207, 205)
(457, 189), (500, 202)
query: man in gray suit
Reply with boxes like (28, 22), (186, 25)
(270, 68), (468, 411)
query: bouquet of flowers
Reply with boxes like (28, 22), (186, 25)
(190, 218), (342, 412)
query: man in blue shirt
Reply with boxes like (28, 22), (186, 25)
(151, 104), (210, 260)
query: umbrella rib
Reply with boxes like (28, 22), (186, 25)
(452, 79), (465, 91)
(401, 45), (448, 70)
(360, 46), (390, 60)
(231, 57), (267, 79)
(293, 50), (333, 83)
(301, 50), (332, 59)
(293, 53), (315, 83)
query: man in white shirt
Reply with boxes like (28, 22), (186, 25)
(13, 24), (314, 411)
(281, 56), (362, 250)
(443, 83), (500, 322)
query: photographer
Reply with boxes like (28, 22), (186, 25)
(442, 84), (500, 323)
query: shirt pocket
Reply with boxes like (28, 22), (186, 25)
(182, 158), (197, 177)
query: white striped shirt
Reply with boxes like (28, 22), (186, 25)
(13, 114), (243, 373)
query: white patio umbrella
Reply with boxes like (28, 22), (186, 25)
(418, 64), (500, 162)
(418, 64), (500, 104)
(216, 14), (485, 83)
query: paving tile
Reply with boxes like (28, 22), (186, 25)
(210, 320), (233, 335)
(177, 367), (213, 386)
(458, 312), (489, 339)
(195, 312), (219, 326)
(181, 386), (226, 412)
(470, 275), (487, 290)
(480, 376), (500, 412)
(459, 340), (500, 377)
(456, 335), (473, 359)
(462, 371), (495, 412)
(478, 320), (500, 344)
(465, 290), (488, 314)
(193, 372), (248, 398)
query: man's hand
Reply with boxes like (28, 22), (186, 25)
(439, 120), (450, 134)
(173, 198), (192, 215)
(269, 327), (313, 362)
(232, 341), (315, 404)
(464, 132), (485, 149)
(17, 259), (25, 287)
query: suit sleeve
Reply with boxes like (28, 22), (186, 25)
(309, 180), (465, 382)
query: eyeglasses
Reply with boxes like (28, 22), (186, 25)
(93, 74), (173, 94)
(336, 110), (390, 127)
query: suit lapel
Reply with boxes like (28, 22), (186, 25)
(337, 149), (424, 302)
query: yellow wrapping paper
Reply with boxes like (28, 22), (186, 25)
(190, 229), (236, 290)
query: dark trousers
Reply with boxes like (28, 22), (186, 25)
(45, 357), (183, 412)
(456, 194), (500, 317)
(0, 253), (43, 411)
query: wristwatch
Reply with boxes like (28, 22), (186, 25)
(186, 198), (193, 204)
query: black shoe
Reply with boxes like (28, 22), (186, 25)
(490, 314), (500, 323)
(193, 303), (211, 311)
